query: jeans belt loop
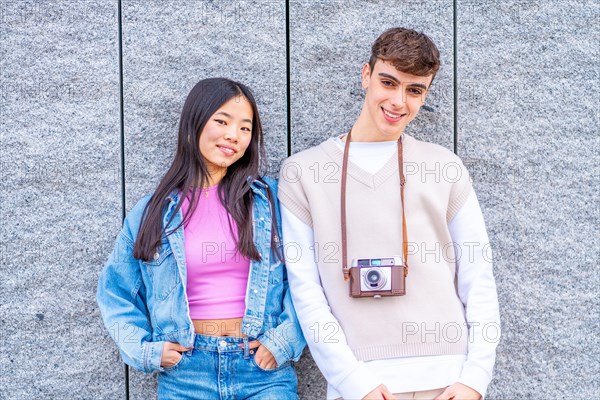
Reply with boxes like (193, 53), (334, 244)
(243, 337), (250, 359)
(186, 333), (194, 356)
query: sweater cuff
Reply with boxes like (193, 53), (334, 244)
(336, 362), (382, 400)
(458, 364), (491, 399)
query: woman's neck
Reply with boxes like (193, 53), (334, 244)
(205, 169), (226, 187)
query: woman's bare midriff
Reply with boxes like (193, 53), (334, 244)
(192, 317), (245, 337)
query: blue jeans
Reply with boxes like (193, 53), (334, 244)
(157, 334), (298, 400)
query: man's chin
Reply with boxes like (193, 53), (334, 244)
(376, 126), (406, 141)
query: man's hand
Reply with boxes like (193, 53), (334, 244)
(362, 384), (395, 400)
(160, 342), (191, 368)
(248, 340), (278, 370)
(434, 383), (481, 400)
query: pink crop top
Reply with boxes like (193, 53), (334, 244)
(181, 186), (250, 320)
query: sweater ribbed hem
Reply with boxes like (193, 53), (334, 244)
(352, 341), (468, 362)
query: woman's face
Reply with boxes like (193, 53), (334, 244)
(198, 95), (254, 184)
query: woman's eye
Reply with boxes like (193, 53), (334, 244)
(241, 127), (252, 133)
(214, 119), (226, 125)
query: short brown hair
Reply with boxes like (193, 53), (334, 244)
(369, 27), (441, 82)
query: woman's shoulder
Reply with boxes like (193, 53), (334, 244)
(260, 175), (278, 191)
(121, 194), (154, 239)
(250, 175), (279, 197)
(127, 194), (153, 219)
(255, 176), (281, 210)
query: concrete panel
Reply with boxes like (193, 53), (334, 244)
(0, 1), (122, 399)
(120, 1), (288, 398)
(457, 1), (599, 398)
(122, 0), (288, 208)
(290, 0), (455, 153)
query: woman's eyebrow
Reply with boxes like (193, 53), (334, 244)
(215, 111), (252, 124)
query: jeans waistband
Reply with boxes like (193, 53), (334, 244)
(193, 333), (255, 357)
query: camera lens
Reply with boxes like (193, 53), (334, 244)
(361, 267), (388, 291)
(366, 269), (382, 285)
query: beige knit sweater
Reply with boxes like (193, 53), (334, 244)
(278, 135), (473, 361)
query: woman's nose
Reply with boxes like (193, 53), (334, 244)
(224, 128), (239, 142)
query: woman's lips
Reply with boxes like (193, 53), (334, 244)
(217, 145), (236, 156)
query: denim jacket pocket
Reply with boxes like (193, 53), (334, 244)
(143, 245), (178, 301)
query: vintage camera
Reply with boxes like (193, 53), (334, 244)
(349, 256), (406, 298)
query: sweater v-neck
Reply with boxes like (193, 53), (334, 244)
(319, 135), (414, 189)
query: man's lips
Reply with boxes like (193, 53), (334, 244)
(381, 107), (406, 122)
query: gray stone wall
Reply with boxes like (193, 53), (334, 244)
(457, 2), (599, 398)
(0, 1), (597, 399)
(1, 1), (123, 398)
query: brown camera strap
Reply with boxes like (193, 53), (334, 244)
(341, 129), (409, 280)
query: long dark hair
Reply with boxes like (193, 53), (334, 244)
(133, 78), (277, 262)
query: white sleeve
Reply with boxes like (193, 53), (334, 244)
(449, 189), (501, 398)
(281, 205), (382, 399)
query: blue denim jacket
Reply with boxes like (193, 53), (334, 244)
(97, 177), (306, 373)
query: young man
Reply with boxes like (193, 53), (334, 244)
(278, 28), (500, 400)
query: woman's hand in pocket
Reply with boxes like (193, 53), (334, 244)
(248, 340), (277, 370)
(160, 342), (191, 368)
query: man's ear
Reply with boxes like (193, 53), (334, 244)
(419, 89), (429, 105)
(361, 63), (371, 89)
(420, 75), (434, 104)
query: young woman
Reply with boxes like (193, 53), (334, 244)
(97, 78), (305, 399)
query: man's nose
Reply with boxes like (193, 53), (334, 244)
(389, 91), (406, 107)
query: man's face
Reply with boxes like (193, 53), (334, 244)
(361, 59), (433, 140)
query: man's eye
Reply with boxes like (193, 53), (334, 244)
(408, 88), (423, 95)
(382, 80), (394, 87)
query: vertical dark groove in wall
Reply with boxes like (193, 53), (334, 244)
(285, 0), (292, 156)
(117, 0), (130, 398)
(453, 0), (458, 155)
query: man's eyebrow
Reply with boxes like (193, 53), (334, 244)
(378, 73), (428, 90)
(407, 82), (428, 90)
(215, 111), (252, 123)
